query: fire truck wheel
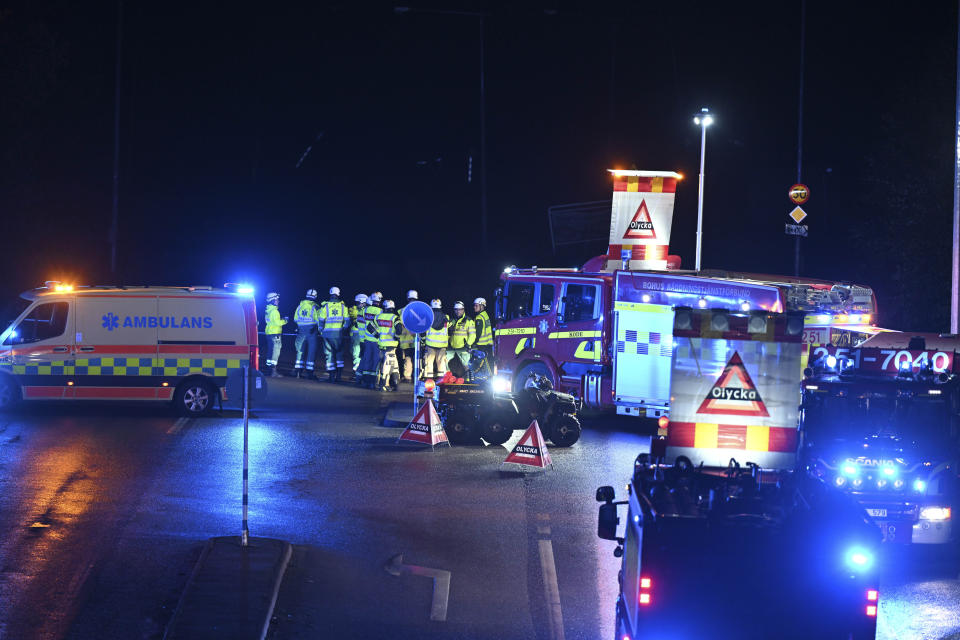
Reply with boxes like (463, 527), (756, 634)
(480, 413), (513, 446)
(174, 377), (217, 416)
(549, 414), (581, 447)
(446, 411), (480, 445)
(0, 375), (20, 411)
(513, 362), (553, 395)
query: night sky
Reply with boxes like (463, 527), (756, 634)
(1, 1), (956, 330)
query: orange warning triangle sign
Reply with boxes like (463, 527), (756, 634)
(398, 400), (451, 448)
(502, 420), (553, 469)
(622, 200), (657, 240)
(696, 351), (770, 417)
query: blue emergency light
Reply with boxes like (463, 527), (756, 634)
(845, 547), (874, 572)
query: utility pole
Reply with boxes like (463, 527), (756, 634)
(110, 0), (124, 276)
(795, 0), (806, 277)
(952, 0), (960, 333)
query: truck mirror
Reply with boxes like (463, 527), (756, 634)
(598, 502), (620, 540)
(494, 288), (504, 321)
(596, 485), (615, 502)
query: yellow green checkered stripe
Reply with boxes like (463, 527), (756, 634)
(0, 357), (242, 378)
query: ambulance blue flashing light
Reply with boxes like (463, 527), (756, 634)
(825, 355), (838, 369)
(845, 547), (874, 572)
(237, 284), (255, 296)
(898, 360), (911, 372)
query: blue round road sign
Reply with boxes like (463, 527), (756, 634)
(401, 300), (434, 334)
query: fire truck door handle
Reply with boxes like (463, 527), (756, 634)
(78, 346), (95, 352)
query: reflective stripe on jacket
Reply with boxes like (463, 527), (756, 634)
(362, 306), (382, 342)
(397, 304), (415, 347)
(449, 314), (476, 349)
(425, 313), (449, 348)
(475, 310), (493, 346)
(265, 304), (285, 335)
(349, 305), (364, 340)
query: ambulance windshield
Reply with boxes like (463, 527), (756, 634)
(1, 297), (31, 338)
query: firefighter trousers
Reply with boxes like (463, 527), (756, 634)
(380, 348), (399, 390)
(266, 334), (282, 369)
(351, 335), (363, 374)
(399, 346), (417, 380)
(423, 346), (446, 378)
(294, 326), (318, 371)
(359, 340), (381, 384)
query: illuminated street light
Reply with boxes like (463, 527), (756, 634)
(693, 107), (713, 272)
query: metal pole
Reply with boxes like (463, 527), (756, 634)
(110, 0), (123, 275)
(242, 364), (250, 547)
(413, 336), (420, 414)
(795, 0), (806, 278)
(695, 122), (706, 272)
(952, 0), (960, 333)
(479, 16), (488, 252)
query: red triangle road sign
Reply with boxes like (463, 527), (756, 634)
(502, 420), (553, 470)
(398, 400), (451, 448)
(696, 351), (770, 417)
(622, 200), (658, 240)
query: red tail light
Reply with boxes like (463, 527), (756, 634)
(640, 577), (652, 589)
(639, 593), (651, 605)
(639, 575), (653, 606)
(250, 345), (260, 371)
(867, 589), (878, 602)
(866, 605), (877, 617)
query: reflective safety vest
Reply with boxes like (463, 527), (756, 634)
(425, 313), (449, 348)
(475, 310), (493, 346)
(349, 304), (365, 340)
(397, 304), (415, 347)
(317, 300), (348, 337)
(377, 311), (400, 348)
(449, 314), (476, 349)
(362, 305), (382, 342)
(294, 300), (319, 327)
(265, 304), (285, 335)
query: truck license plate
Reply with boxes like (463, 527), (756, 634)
(866, 508), (887, 518)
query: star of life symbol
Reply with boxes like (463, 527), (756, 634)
(538, 319), (549, 335)
(102, 312), (120, 332)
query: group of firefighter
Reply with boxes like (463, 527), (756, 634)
(262, 287), (494, 391)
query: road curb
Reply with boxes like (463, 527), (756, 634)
(163, 536), (292, 640)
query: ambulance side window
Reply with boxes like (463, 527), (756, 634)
(505, 282), (535, 320)
(561, 284), (600, 322)
(6, 302), (69, 345)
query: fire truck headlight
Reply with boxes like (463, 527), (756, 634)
(919, 507), (951, 521)
(876, 479), (888, 489)
(845, 547), (874, 571)
(491, 375), (511, 394)
(913, 479), (926, 493)
(852, 477), (863, 488)
(834, 476), (846, 488)
(893, 479), (904, 490)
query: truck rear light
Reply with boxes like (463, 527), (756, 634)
(866, 605), (877, 617)
(639, 593), (651, 605)
(640, 577), (652, 589)
(867, 589), (878, 602)
(639, 575), (652, 605)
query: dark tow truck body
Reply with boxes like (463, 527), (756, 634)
(598, 459), (880, 639)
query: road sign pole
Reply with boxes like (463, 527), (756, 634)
(414, 336), (420, 415)
(242, 364), (250, 547)
(794, 235), (800, 277)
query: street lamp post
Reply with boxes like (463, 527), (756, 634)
(693, 107), (713, 272)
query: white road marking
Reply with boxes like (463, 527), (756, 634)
(384, 554), (452, 622)
(538, 538), (566, 640)
(166, 417), (188, 435)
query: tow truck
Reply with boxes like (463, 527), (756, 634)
(597, 456), (881, 639)
(802, 332), (960, 549)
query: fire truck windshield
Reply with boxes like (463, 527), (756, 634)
(804, 392), (956, 456)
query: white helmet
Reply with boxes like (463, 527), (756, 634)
(383, 299), (396, 310)
(329, 286), (341, 297)
(453, 300), (465, 310)
(355, 293), (368, 303)
(474, 297), (486, 306)
(306, 289), (318, 300)
(407, 290), (418, 300)
(369, 292), (383, 303)
(431, 298), (442, 309)
(266, 292), (279, 303)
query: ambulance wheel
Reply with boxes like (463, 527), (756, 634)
(513, 362), (553, 395)
(446, 411), (480, 445)
(174, 378), (216, 416)
(0, 375), (20, 411)
(549, 414), (581, 447)
(480, 413), (513, 446)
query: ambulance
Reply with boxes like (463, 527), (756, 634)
(0, 282), (259, 416)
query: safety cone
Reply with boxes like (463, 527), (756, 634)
(397, 399), (450, 449)
(500, 420), (553, 471)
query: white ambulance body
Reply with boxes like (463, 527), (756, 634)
(0, 284), (258, 415)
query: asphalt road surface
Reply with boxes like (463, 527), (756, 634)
(0, 378), (958, 639)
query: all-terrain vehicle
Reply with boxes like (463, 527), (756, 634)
(437, 351), (582, 447)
